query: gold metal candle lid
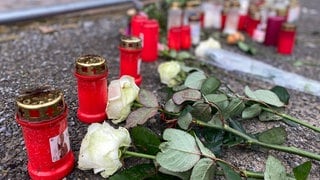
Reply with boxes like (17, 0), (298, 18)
(119, 36), (142, 50)
(276, 8), (287, 17)
(171, 1), (181, 9)
(16, 88), (66, 122)
(282, 23), (296, 31)
(189, 14), (201, 22)
(186, 0), (200, 8)
(76, 54), (108, 76)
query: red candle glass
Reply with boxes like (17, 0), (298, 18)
(167, 26), (181, 51)
(264, 15), (286, 46)
(246, 11), (260, 37)
(75, 55), (108, 123)
(237, 14), (248, 30)
(220, 10), (227, 30)
(119, 36), (142, 85)
(277, 23), (296, 55)
(131, 14), (148, 37)
(181, 25), (191, 49)
(141, 19), (159, 62)
(15, 88), (74, 180)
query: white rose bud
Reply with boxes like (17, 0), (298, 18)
(195, 37), (221, 57)
(106, 75), (140, 124)
(78, 122), (131, 178)
(157, 61), (181, 87)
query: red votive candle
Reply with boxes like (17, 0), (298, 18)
(75, 55), (108, 123)
(220, 10), (227, 30)
(141, 19), (159, 62)
(119, 36), (142, 85)
(131, 14), (148, 37)
(264, 12), (286, 46)
(238, 14), (248, 30)
(277, 23), (296, 55)
(181, 25), (191, 49)
(15, 88), (74, 180)
(168, 26), (181, 51)
(246, 11), (260, 37)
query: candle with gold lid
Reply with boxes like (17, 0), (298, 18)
(75, 54), (108, 123)
(119, 36), (142, 85)
(15, 87), (74, 180)
(277, 23), (296, 55)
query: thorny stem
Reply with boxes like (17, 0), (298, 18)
(124, 150), (156, 160)
(124, 150), (265, 179)
(261, 107), (320, 133)
(195, 120), (320, 161)
(225, 91), (320, 134)
(241, 170), (265, 179)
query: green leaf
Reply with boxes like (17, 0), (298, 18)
(258, 127), (287, 145)
(238, 41), (250, 52)
(177, 51), (194, 60)
(164, 98), (183, 113)
(169, 50), (177, 58)
(190, 158), (216, 180)
(244, 86), (285, 107)
(229, 118), (247, 135)
(195, 136), (215, 159)
(172, 89), (202, 105)
(110, 163), (156, 180)
(184, 71), (207, 89)
(195, 127), (224, 157)
(200, 76), (221, 95)
(159, 167), (191, 180)
(137, 89), (159, 108)
(178, 112), (193, 130)
(125, 107), (158, 128)
(224, 98), (245, 119)
(217, 162), (242, 180)
(248, 47), (257, 55)
(271, 86), (290, 105)
(191, 102), (212, 122)
(259, 110), (283, 121)
(264, 156), (288, 180)
(205, 94), (229, 110)
(242, 104), (262, 119)
(156, 128), (201, 172)
(293, 161), (312, 180)
(130, 126), (161, 155)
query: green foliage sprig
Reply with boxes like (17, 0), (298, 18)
(110, 62), (319, 179)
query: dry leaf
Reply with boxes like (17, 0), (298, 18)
(38, 25), (56, 34)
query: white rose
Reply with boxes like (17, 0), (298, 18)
(195, 37), (221, 57)
(157, 61), (181, 87)
(78, 122), (131, 178)
(106, 75), (140, 124)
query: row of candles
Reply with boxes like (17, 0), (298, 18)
(167, 0), (300, 54)
(15, 33), (153, 179)
(14, 1), (302, 178)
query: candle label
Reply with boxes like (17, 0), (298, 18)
(49, 128), (71, 162)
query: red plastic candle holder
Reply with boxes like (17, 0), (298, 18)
(141, 19), (159, 62)
(220, 11), (227, 30)
(15, 88), (74, 180)
(131, 14), (148, 37)
(181, 25), (191, 49)
(246, 12), (260, 37)
(167, 26), (181, 51)
(237, 14), (248, 30)
(119, 36), (142, 85)
(264, 15), (286, 46)
(277, 23), (296, 55)
(75, 55), (108, 123)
